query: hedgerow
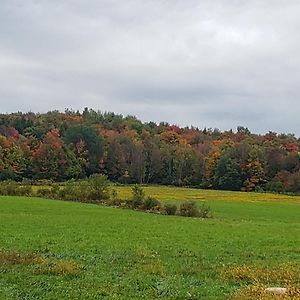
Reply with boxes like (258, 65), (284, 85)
(0, 179), (212, 218)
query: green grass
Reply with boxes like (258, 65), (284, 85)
(0, 186), (300, 299)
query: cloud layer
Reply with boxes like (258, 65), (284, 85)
(1, 0), (300, 134)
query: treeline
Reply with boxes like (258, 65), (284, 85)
(1, 108), (300, 193)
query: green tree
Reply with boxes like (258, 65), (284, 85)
(64, 124), (104, 176)
(213, 154), (242, 190)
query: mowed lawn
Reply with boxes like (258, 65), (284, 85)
(0, 187), (300, 299)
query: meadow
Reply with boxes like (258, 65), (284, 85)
(0, 186), (300, 299)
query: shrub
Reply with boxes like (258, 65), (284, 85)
(178, 201), (212, 218)
(35, 179), (53, 186)
(88, 174), (110, 200)
(36, 185), (62, 199)
(17, 185), (32, 196)
(57, 187), (67, 200)
(266, 180), (284, 193)
(0, 181), (20, 196)
(49, 185), (60, 198)
(108, 189), (122, 206)
(163, 203), (177, 215)
(142, 196), (160, 211)
(198, 203), (213, 218)
(36, 187), (52, 198)
(65, 181), (90, 202)
(0, 181), (33, 197)
(108, 198), (123, 206)
(123, 198), (133, 208)
(179, 201), (200, 217)
(110, 189), (118, 201)
(21, 179), (34, 185)
(58, 177), (111, 203)
(131, 185), (145, 208)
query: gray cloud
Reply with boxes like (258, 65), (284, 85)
(1, 0), (300, 134)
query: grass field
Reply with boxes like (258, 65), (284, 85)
(0, 186), (300, 299)
(115, 184), (300, 203)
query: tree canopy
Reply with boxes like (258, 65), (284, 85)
(1, 108), (300, 193)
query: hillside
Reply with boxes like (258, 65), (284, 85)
(1, 109), (300, 194)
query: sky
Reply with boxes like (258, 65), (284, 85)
(1, 0), (300, 135)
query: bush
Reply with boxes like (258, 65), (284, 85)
(108, 189), (123, 206)
(57, 187), (67, 200)
(58, 178), (110, 203)
(108, 197), (123, 206)
(35, 179), (53, 186)
(179, 201), (200, 217)
(110, 189), (118, 201)
(0, 181), (22, 196)
(266, 180), (284, 193)
(21, 179), (34, 186)
(63, 181), (90, 202)
(178, 201), (212, 218)
(131, 185), (145, 208)
(17, 185), (32, 196)
(88, 174), (110, 200)
(163, 203), (177, 215)
(49, 185), (60, 198)
(198, 203), (213, 218)
(142, 196), (160, 211)
(0, 181), (33, 197)
(36, 187), (52, 198)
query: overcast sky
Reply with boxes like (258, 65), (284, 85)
(1, 0), (300, 134)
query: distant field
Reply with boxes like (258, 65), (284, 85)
(115, 184), (300, 203)
(0, 187), (300, 299)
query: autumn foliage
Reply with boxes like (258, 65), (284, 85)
(1, 108), (300, 193)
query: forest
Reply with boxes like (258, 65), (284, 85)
(1, 108), (300, 193)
